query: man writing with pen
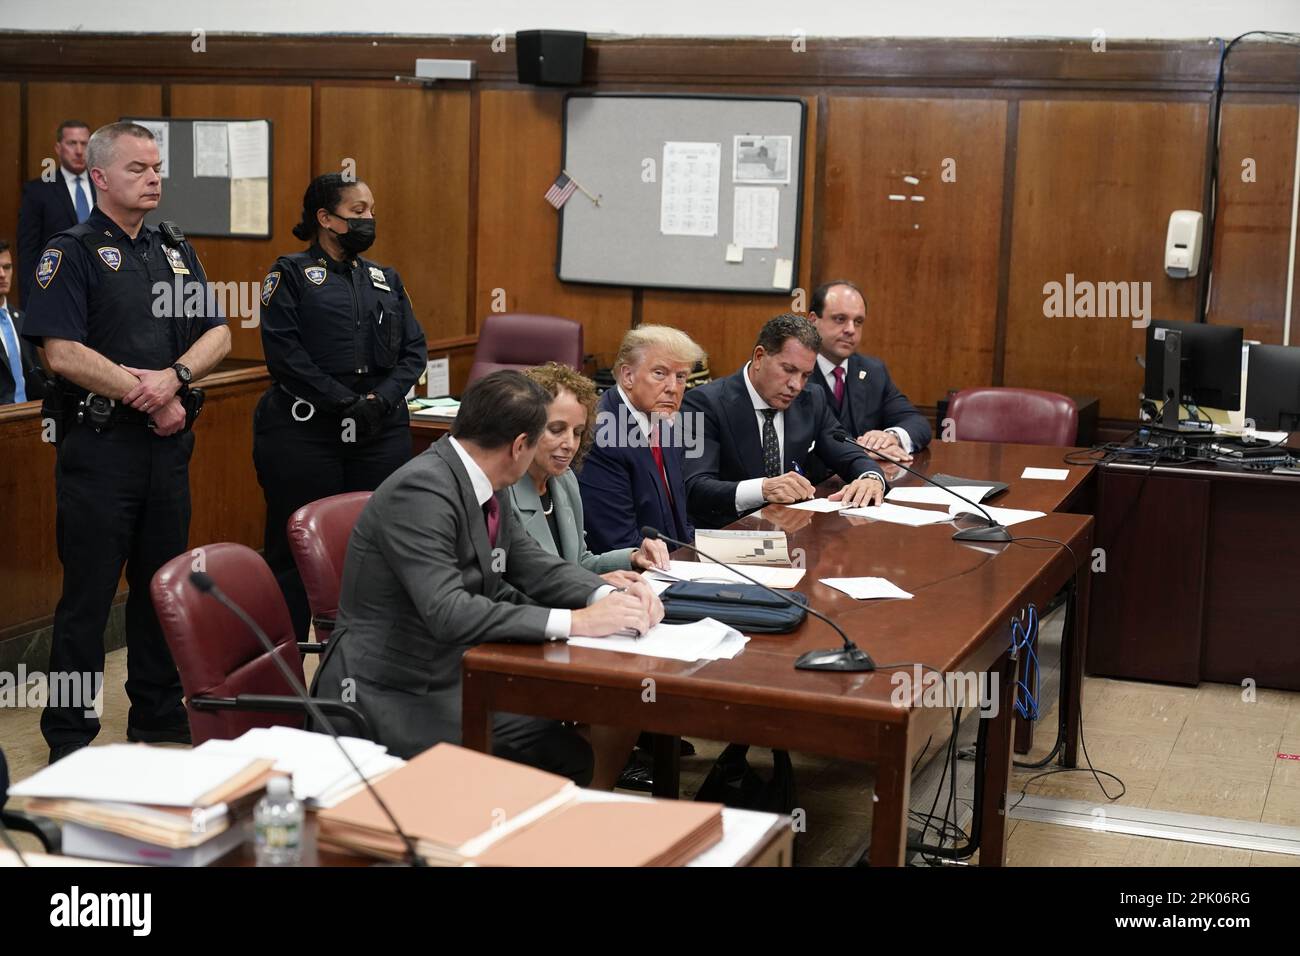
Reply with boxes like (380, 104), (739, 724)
(682, 313), (886, 529)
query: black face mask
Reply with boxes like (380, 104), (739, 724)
(328, 216), (376, 256)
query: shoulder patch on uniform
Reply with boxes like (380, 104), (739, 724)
(35, 249), (62, 289)
(97, 247), (122, 271)
(304, 265), (327, 286)
(261, 270), (281, 306)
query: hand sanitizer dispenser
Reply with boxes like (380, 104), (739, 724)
(1166, 210), (1203, 278)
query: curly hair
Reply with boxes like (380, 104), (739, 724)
(523, 362), (600, 466)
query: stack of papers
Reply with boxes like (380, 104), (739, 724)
(412, 397), (460, 419)
(646, 559), (805, 589)
(782, 497), (848, 513)
(10, 745), (277, 864)
(568, 617), (748, 662)
(819, 577), (914, 600)
(839, 502), (953, 526)
(192, 726), (405, 808)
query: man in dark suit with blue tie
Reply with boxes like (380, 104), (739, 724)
(17, 121), (94, 306)
(579, 325), (704, 552)
(806, 279), (931, 466)
(682, 313), (886, 530)
(0, 240), (47, 405)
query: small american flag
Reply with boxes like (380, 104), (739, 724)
(544, 172), (579, 209)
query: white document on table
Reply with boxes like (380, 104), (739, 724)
(819, 577), (914, 600)
(647, 559), (805, 589)
(948, 502), (1046, 527)
(885, 485), (993, 506)
(9, 745), (260, 806)
(839, 502), (952, 526)
(1020, 467), (1069, 481)
(568, 617), (748, 662)
(782, 497), (847, 513)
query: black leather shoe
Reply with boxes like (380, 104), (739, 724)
(48, 742), (88, 765)
(615, 755), (655, 793)
(126, 722), (192, 745)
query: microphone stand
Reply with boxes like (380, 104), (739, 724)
(640, 526), (876, 672)
(831, 431), (1012, 543)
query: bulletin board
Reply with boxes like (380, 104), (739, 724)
(556, 94), (806, 294)
(119, 116), (273, 238)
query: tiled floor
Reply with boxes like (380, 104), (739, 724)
(3, 639), (1298, 866)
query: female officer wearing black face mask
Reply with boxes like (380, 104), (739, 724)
(255, 173), (427, 640)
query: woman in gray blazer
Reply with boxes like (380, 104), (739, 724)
(508, 363), (671, 790)
(508, 363), (669, 582)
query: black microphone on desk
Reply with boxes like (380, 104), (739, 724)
(830, 431), (1012, 543)
(188, 571), (425, 867)
(639, 526), (876, 672)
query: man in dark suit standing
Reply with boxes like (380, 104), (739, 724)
(580, 324), (704, 553)
(312, 370), (663, 785)
(682, 313), (886, 530)
(807, 279), (931, 464)
(0, 240), (47, 404)
(17, 121), (94, 306)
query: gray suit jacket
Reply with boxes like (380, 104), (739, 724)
(508, 469), (635, 575)
(312, 439), (605, 758)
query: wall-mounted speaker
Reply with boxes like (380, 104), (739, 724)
(515, 30), (587, 86)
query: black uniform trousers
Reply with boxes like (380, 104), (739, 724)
(253, 387), (412, 641)
(41, 421), (193, 749)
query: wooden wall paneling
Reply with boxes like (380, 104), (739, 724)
(186, 368), (267, 550)
(1004, 99), (1209, 418)
(638, 96), (820, 379)
(0, 409), (59, 638)
(24, 82), (162, 179)
(0, 368), (267, 641)
(815, 95), (1008, 407)
(0, 82), (21, 274)
(475, 90), (632, 368)
(169, 83), (313, 361)
(1206, 96), (1299, 346)
(316, 84), (471, 347)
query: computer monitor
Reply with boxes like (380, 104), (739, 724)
(1246, 344), (1300, 431)
(1143, 320), (1243, 424)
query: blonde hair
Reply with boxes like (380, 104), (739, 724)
(613, 325), (706, 373)
(524, 362), (599, 465)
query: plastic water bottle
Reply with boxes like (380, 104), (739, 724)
(253, 776), (303, 866)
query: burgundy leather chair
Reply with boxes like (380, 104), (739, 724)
(286, 491), (371, 645)
(466, 313), (584, 386)
(948, 387), (1079, 446)
(150, 542), (370, 746)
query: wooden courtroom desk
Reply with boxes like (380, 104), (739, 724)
(460, 442), (1095, 866)
(1087, 455), (1300, 691)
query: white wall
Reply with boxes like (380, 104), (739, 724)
(5, 0), (1300, 39)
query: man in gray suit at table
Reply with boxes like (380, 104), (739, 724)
(311, 370), (662, 785)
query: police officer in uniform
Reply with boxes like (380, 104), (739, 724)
(256, 173), (427, 639)
(22, 122), (230, 762)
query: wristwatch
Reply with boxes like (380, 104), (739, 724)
(172, 363), (193, 386)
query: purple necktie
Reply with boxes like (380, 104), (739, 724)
(832, 366), (846, 409)
(483, 496), (500, 548)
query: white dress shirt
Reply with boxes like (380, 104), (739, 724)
(815, 353), (913, 454)
(735, 363), (784, 513)
(447, 436), (606, 639)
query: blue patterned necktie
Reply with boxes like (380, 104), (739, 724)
(73, 176), (91, 223)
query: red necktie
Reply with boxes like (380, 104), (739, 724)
(650, 425), (673, 506)
(832, 366), (846, 409)
(483, 495), (500, 549)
